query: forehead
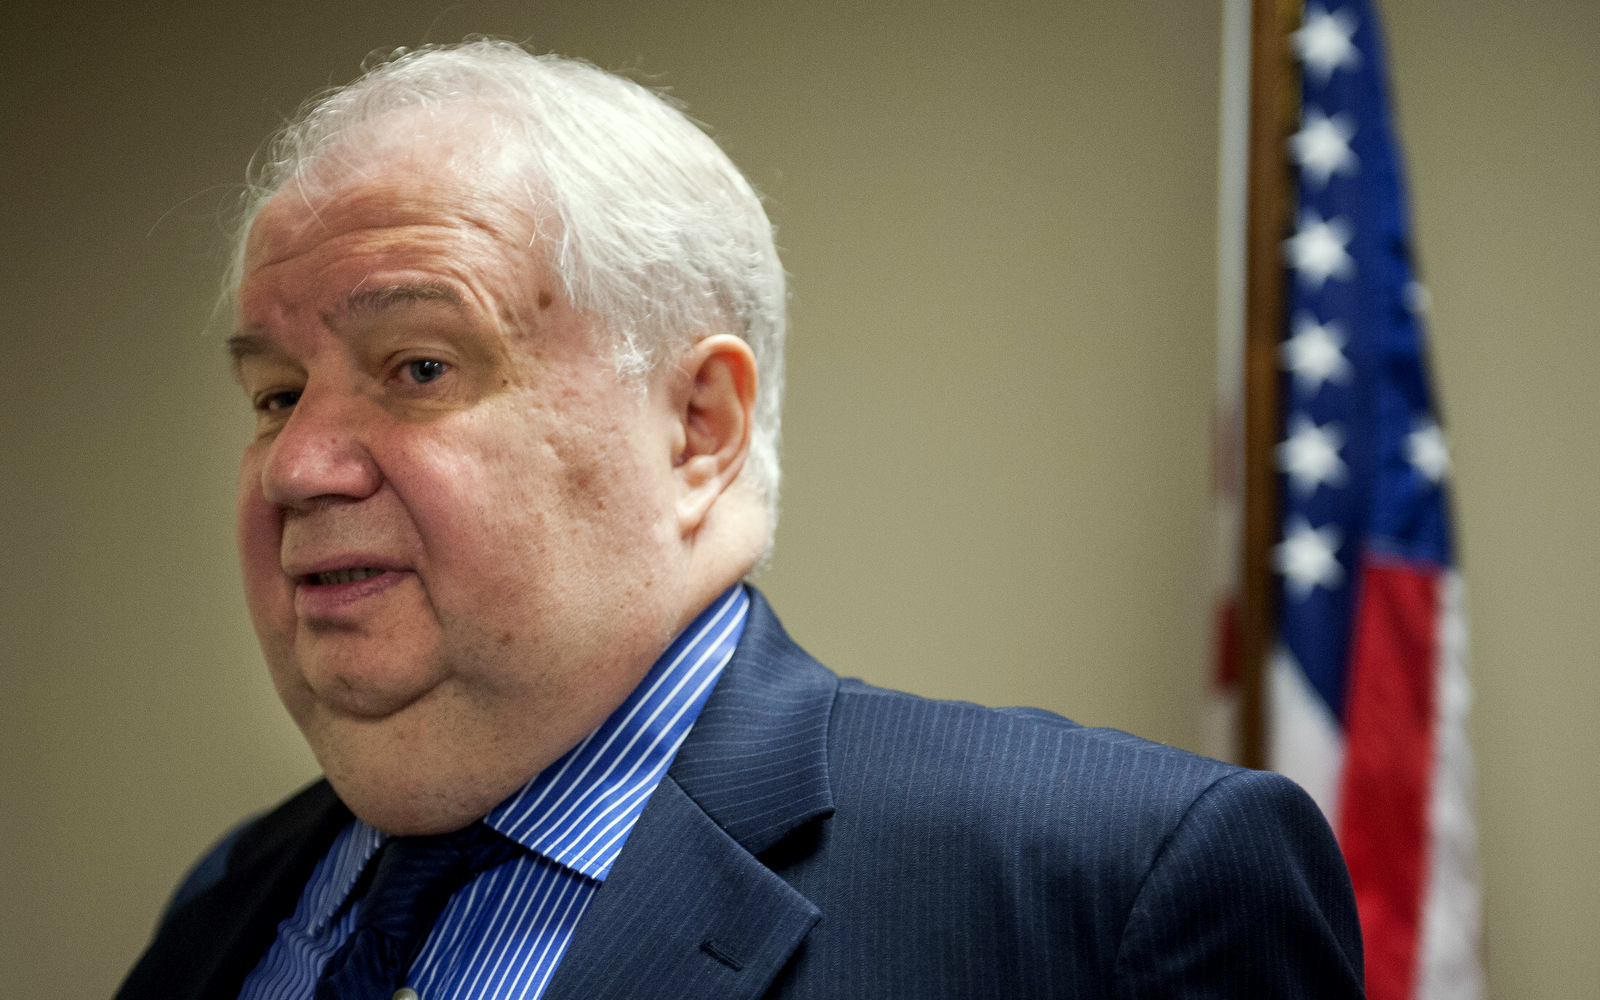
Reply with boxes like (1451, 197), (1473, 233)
(242, 111), (541, 302)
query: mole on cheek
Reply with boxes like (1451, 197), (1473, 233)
(537, 291), (553, 310)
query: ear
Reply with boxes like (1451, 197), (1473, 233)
(668, 334), (758, 536)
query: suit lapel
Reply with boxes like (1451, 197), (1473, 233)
(543, 588), (839, 1000)
(666, 588), (838, 854)
(541, 776), (819, 1000)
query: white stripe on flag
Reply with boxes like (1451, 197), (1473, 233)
(1269, 646), (1347, 827)
(1416, 571), (1485, 1000)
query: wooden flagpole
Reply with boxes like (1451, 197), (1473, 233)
(1237, 0), (1301, 770)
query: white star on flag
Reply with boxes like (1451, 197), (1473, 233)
(1282, 313), (1354, 392)
(1406, 420), (1451, 482)
(1285, 210), (1355, 290)
(1291, 108), (1359, 189)
(1275, 516), (1345, 599)
(1405, 280), (1433, 315)
(1278, 414), (1349, 497)
(1294, 5), (1362, 86)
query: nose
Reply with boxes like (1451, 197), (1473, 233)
(259, 380), (384, 509)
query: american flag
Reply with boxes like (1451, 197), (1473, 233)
(1270, 3), (1484, 998)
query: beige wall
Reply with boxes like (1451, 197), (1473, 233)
(1, 1), (1593, 996)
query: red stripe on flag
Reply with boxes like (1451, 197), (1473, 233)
(1337, 558), (1439, 1000)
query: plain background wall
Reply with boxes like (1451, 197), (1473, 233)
(1, 1), (1594, 996)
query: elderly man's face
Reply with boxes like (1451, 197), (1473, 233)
(231, 127), (690, 834)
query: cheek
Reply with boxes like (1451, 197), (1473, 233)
(393, 397), (662, 583)
(397, 419), (558, 572)
(236, 448), (290, 619)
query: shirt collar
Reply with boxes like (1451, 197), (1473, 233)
(487, 583), (749, 880)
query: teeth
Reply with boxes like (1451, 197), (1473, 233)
(315, 567), (385, 586)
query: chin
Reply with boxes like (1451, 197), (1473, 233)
(297, 648), (448, 718)
(309, 720), (510, 836)
(327, 767), (487, 836)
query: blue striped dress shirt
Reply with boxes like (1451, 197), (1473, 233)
(238, 584), (750, 1000)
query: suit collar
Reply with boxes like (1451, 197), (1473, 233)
(540, 589), (837, 1000)
(667, 586), (838, 856)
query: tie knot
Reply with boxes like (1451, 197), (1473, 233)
(313, 822), (523, 1000)
(395, 821), (520, 873)
(358, 823), (522, 938)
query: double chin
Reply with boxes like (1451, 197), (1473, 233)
(301, 692), (525, 836)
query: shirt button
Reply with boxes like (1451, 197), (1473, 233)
(393, 990), (420, 1000)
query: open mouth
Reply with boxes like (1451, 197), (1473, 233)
(306, 567), (388, 586)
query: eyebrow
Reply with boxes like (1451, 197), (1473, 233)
(227, 330), (274, 362)
(341, 281), (466, 316)
(226, 282), (469, 362)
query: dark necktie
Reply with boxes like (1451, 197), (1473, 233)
(314, 822), (523, 1000)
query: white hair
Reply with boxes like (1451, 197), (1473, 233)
(230, 40), (785, 535)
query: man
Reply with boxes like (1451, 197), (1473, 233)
(119, 41), (1364, 999)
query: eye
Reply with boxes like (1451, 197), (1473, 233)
(404, 359), (449, 384)
(260, 389), (301, 412)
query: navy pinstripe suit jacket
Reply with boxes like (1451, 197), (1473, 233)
(120, 588), (1365, 999)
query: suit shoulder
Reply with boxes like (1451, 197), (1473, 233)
(770, 678), (1342, 993)
(823, 678), (1263, 879)
(831, 677), (1238, 801)
(1114, 767), (1364, 992)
